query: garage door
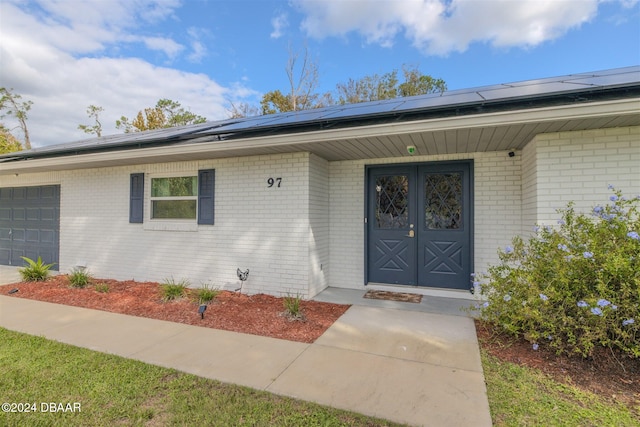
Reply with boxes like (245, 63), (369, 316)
(0, 185), (60, 268)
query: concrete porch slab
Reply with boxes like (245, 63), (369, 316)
(313, 287), (479, 317)
(315, 305), (483, 372)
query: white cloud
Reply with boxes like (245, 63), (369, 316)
(188, 40), (207, 63)
(142, 36), (185, 58)
(0, 0), (250, 147)
(618, 0), (640, 7)
(4, 0), (182, 55)
(186, 27), (208, 63)
(270, 12), (289, 39)
(293, 0), (617, 55)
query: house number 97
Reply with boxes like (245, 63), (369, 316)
(267, 177), (282, 188)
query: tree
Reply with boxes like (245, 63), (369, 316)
(398, 65), (447, 97)
(116, 99), (206, 133)
(335, 65), (446, 105)
(155, 99), (207, 128)
(285, 44), (320, 112)
(78, 105), (104, 137)
(260, 90), (292, 115)
(0, 87), (33, 149)
(335, 71), (399, 105)
(0, 124), (23, 154)
(227, 100), (260, 119)
(260, 45), (320, 115)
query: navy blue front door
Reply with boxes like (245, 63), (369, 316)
(367, 162), (472, 290)
(367, 167), (417, 285)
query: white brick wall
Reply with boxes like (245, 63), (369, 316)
(523, 126), (640, 227)
(308, 154), (329, 296)
(1, 153), (317, 297)
(473, 151), (523, 276)
(521, 138), (538, 235)
(329, 160), (366, 288)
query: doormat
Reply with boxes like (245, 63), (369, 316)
(363, 290), (423, 303)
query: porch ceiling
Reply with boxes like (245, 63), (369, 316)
(1, 98), (638, 174)
(304, 111), (640, 161)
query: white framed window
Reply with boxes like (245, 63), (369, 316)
(150, 176), (197, 220)
(130, 169), (214, 230)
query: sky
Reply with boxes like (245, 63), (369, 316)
(1, 0), (639, 148)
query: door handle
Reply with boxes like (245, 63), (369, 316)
(405, 230), (415, 238)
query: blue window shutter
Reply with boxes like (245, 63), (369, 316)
(129, 173), (144, 223)
(198, 169), (215, 225)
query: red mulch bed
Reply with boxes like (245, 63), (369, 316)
(0, 276), (350, 344)
(476, 320), (640, 414)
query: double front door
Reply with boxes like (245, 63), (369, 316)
(367, 162), (472, 290)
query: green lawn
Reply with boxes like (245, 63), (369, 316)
(0, 328), (404, 427)
(481, 350), (639, 427)
(1, 327), (638, 426)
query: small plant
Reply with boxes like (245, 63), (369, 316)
(19, 256), (55, 282)
(283, 293), (305, 321)
(68, 268), (92, 288)
(95, 283), (110, 293)
(194, 283), (219, 304)
(160, 277), (189, 302)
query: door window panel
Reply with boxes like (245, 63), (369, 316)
(424, 173), (463, 230)
(375, 175), (409, 229)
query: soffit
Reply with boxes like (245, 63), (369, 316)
(309, 111), (639, 161)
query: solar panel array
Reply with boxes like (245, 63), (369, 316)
(2, 65), (638, 160)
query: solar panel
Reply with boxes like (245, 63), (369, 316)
(568, 66), (639, 77)
(197, 115), (283, 133)
(22, 122), (223, 154)
(394, 91), (485, 111)
(321, 101), (405, 119)
(194, 107), (351, 133)
(566, 72), (640, 87)
(477, 82), (594, 101)
(253, 109), (336, 126)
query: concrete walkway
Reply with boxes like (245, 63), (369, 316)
(0, 265), (23, 284)
(0, 274), (492, 426)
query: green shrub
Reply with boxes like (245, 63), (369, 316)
(160, 277), (189, 302)
(194, 283), (219, 304)
(283, 293), (305, 321)
(475, 187), (639, 358)
(95, 283), (110, 293)
(19, 256), (55, 282)
(68, 268), (92, 288)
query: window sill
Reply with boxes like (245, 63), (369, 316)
(143, 221), (198, 232)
